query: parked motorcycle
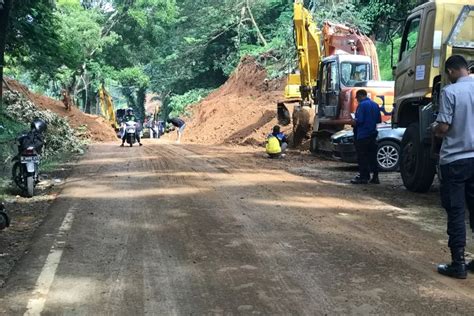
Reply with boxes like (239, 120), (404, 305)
(0, 203), (10, 230)
(124, 120), (138, 147)
(12, 119), (47, 198)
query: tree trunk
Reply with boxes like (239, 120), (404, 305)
(245, 0), (267, 46)
(85, 95), (92, 114)
(136, 87), (146, 120)
(0, 0), (12, 108)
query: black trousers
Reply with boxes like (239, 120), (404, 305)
(355, 135), (378, 180)
(122, 132), (141, 143)
(440, 158), (474, 249)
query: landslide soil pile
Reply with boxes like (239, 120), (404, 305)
(184, 57), (288, 146)
(3, 79), (117, 142)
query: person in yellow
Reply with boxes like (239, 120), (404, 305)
(266, 125), (288, 158)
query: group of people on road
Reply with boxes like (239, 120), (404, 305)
(117, 55), (474, 281)
(144, 116), (165, 139)
(265, 55), (474, 280)
(118, 108), (186, 146)
(343, 55), (474, 280)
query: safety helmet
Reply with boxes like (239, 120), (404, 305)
(31, 118), (47, 133)
(126, 108), (134, 115)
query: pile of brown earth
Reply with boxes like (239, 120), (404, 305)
(184, 57), (291, 146)
(3, 78), (117, 142)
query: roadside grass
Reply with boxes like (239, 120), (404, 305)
(1, 110), (26, 199)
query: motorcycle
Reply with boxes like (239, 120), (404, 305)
(124, 120), (138, 147)
(12, 119), (47, 198)
(0, 203), (10, 230)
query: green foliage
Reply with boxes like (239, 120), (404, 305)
(55, 1), (119, 70)
(311, 0), (372, 33)
(0, 111), (25, 181)
(6, 0), (62, 79)
(3, 91), (87, 159)
(376, 36), (401, 81)
(3, 0), (421, 125)
(0, 109), (27, 168)
(163, 88), (213, 118)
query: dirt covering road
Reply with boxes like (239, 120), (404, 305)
(1, 140), (474, 314)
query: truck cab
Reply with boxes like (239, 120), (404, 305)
(393, 0), (473, 192)
(310, 55), (394, 152)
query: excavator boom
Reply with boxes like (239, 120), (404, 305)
(293, 1), (322, 101)
(99, 85), (118, 129)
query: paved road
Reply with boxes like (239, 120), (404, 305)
(1, 141), (474, 315)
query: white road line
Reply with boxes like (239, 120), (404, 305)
(24, 207), (76, 316)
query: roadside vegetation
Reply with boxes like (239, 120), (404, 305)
(0, 91), (86, 196)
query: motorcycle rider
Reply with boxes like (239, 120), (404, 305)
(120, 108), (143, 147)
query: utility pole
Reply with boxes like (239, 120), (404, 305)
(0, 0), (12, 108)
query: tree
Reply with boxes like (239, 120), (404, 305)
(54, 1), (120, 110)
(0, 0), (12, 107)
(6, 1), (61, 80)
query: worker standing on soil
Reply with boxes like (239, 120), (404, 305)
(265, 125), (288, 158)
(61, 89), (73, 111)
(167, 117), (186, 143)
(432, 55), (474, 279)
(350, 89), (381, 185)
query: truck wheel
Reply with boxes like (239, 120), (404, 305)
(26, 176), (34, 198)
(309, 134), (319, 154)
(400, 123), (436, 192)
(376, 140), (400, 172)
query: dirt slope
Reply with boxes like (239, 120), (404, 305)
(3, 79), (117, 142)
(184, 57), (288, 146)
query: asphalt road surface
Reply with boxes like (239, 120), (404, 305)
(1, 141), (474, 315)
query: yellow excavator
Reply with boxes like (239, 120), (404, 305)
(98, 85), (118, 129)
(278, 0), (394, 151)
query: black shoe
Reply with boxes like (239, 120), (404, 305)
(438, 262), (467, 279)
(467, 260), (474, 272)
(350, 176), (368, 184)
(120, 143), (124, 147)
(438, 248), (467, 279)
(139, 143), (143, 146)
(369, 176), (380, 184)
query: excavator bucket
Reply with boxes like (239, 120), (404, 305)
(277, 74), (302, 126)
(277, 102), (291, 126)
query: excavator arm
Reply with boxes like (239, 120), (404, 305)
(293, 0), (322, 103)
(277, 1), (322, 126)
(99, 85), (118, 129)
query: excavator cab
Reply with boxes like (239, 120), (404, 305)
(317, 54), (379, 123)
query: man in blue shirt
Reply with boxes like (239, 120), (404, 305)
(351, 89), (381, 184)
